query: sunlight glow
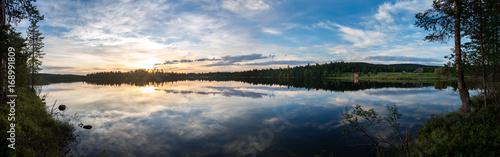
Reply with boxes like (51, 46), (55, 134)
(132, 59), (160, 70)
(141, 86), (156, 93)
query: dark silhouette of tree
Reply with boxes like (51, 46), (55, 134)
(1, 0), (42, 102)
(362, 66), (368, 74)
(415, 0), (473, 112)
(460, 0), (499, 107)
(26, 16), (44, 91)
(416, 0), (499, 111)
(453, 0), (473, 112)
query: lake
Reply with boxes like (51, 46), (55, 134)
(40, 79), (461, 157)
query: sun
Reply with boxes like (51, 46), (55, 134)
(132, 59), (160, 70)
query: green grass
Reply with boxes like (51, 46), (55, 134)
(0, 87), (76, 156)
(410, 104), (500, 157)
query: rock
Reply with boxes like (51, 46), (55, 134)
(58, 105), (67, 111)
(82, 125), (92, 129)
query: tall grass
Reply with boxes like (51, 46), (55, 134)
(0, 87), (76, 156)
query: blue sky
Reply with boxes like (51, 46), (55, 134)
(21, 0), (453, 74)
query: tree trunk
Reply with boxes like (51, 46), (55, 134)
(455, 0), (473, 112)
(479, 0), (486, 107)
(0, 0), (6, 103)
(31, 29), (35, 91)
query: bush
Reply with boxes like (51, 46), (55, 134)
(411, 105), (500, 156)
(0, 87), (76, 156)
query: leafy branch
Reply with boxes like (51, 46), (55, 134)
(341, 104), (412, 157)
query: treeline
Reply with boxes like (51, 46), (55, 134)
(35, 74), (85, 85)
(200, 62), (436, 78)
(85, 62), (437, 81)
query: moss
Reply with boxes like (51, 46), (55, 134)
(0, 87), (76, 157)
(411, 105), (500, 156)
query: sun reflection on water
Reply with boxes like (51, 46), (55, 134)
(40, 80), (462, 157)
(140, 85), (156, 93)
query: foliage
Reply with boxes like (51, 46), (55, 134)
(415, 0), (457, 43)
(458, 0), (499, 77)
(0, 26), (31, 87)
(85, 62), (437, 82)
(362, 66), (368, 74)
(1, 1), (75, 156)
(354, 72), (455, 81)
(26, 17), (45, 90)
(3, 0), (43, 26)
(411, 104), (500, 156)
(415, 0), (500, 112)
(82, 74), (456, 92)
(341, 104), (412, 157)
(1, 0), (43, 102)
(0, 87), (76, 156)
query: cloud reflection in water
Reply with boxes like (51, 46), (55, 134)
(41, 80), (461, 157)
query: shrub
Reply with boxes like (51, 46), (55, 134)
(411, 105), (500, 156)
(0, 87), (76, 156)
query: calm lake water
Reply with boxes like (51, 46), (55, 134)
(41, 80), (461, 157)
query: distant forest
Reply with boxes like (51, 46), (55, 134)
(37, 62), (441, 84)
(86, 62), (438, 79)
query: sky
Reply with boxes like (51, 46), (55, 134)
(18, 0), (454, 74)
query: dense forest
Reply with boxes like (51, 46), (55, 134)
(84, 62), (438, 81)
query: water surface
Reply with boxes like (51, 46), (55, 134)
(41, 80), (460, 156)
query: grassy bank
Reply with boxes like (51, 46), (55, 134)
(329, 72), (456, 81)
(0, 87), (76, 156)
(410, 104), (500, 156)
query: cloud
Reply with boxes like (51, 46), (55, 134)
(245, 60), (314, 66)
(364, 88), (440, 96)
(37, 0), (285, 74)
(310, 21), (335, 31)
(221, 0), (271, 17)
(364, 56), (443, 63)
(327, 45), (351, 54)
(180, 59), (193, 63)
(43, 0), (171, 49)
(206, 53), (271, 67)
(159, 54), (278, 67)
(195, 58), (220, 62)
(302, 0), (447, 65)
(163, 60), (178, 64)
(206, 86), (270, 98)
(374, 0), (433, 24)
(333, 23), (387, 48)
(309, 21), (387, 48)
(261, 27), (282, 35)
(41, 66), (75, 70)
(162, 58), (222, 64)
(222, 53), (268, 63)
(34, 0), (449, 74)
(163, 87), (270, 98)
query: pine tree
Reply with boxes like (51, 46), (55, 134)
(415, 0), (474, 112)
(26, 17), (44, 91)
(1, 0), (42, 102)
